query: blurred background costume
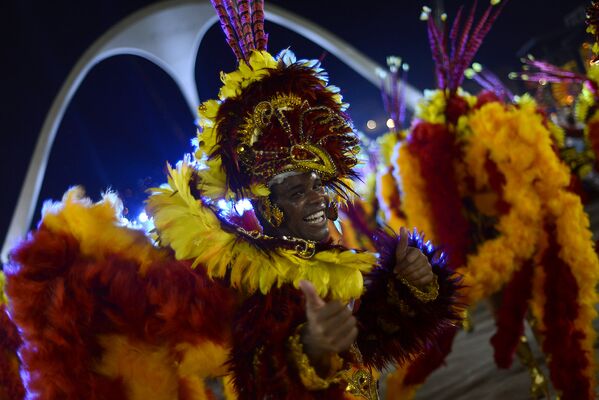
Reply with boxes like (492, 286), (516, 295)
(357, 3), (599, 399)
(0, 1), (460, 399)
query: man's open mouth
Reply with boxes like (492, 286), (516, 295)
(303, 210), (326, 225)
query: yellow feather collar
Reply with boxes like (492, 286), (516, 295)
(146, 159), (377, 301)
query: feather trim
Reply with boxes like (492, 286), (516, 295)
(0, 301), (24, 400)
(147, 159), (376, 302)
(356, 229), (463, 369)
(6, 199), (237, 398)
(228, 285), (347, 399)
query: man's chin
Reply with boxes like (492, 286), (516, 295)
(301, 225), (330, 242)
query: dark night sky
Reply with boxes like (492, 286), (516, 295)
(1, 0), (588, 248)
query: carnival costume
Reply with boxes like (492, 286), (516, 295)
(381, 3), (599, 399)
(1, 1), (461, 399)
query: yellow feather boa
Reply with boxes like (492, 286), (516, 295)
(375, 132), (407, 232)
(417, 99), (598, 390)
(457, 101), (549, 303)
(394, 143), (436, 238)
(146, 159), (377, 302)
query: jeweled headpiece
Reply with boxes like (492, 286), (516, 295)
(196, 0), (360, 203)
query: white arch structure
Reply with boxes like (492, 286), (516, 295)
(2, 0), (422, 262)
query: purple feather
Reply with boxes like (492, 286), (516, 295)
(430, 20), (450, 82)
(450, 0), (477, 89)
(211, 0), (244, 60)
(380, 76), (391, 117)
(427, 19), (447, 89)
(252, 0), (267, 50)
(224, 0), (247, 59)
(399, 67), (408, 126)
(392, 69), (399, 125)
(449, 6), (464, 60)
(355, 228), (463, 369)
(239, 0), (255, 52)
(457, 2), (506, 86)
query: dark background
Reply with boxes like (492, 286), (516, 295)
(1, 0), (588, 246)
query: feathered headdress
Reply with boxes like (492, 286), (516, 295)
(195, 0), (360, 203)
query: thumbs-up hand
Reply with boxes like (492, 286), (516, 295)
(394, 227), (434, 289)
(298, 280), (357, 371)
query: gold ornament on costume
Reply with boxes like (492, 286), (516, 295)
(261, 196), (283, 227)
(326, 201), (339, 221)
(237, 93), (350, 181)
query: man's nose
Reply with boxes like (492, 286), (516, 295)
(306, 187), (326, 205)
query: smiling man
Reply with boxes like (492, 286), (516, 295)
(4, 1), (461, 399)
(265, 171), (329, 241)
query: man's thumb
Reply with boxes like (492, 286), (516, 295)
(299, 280), (325, 309)
(396, 226), (409, 263)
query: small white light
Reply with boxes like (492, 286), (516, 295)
(367, 120), (377, 130)
(217, 199), (229, 211)
(138, 211), (148, 223)
(386, 119), (395, 129)
(234, 199), (253, 214)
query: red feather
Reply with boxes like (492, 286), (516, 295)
(6, 227), (237, 398)
(540, 223), (591, 400)
(490, 259), (533, 368)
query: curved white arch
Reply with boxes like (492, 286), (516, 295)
(2, 0), (422, 262)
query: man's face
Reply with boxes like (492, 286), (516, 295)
(270, 171), (329, 242)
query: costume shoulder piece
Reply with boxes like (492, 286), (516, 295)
(147, 159), (375, 301)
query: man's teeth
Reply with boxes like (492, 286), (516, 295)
(304, 210), (325, 224)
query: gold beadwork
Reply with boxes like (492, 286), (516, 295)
(235, 93), (353, 182)
(288, 324), (346, 390)
(343, 369), (378, 400)
(240, 93), (305, 145)
(235, 226), (318, 259)
(386, 280), (416, 316)
(398, 274), (440, 302)
(289, 143), (337, 179)
(326, 201), (338, 221)
(262, 197), (284, 227)
(341, 345), (378, 400)
(293, 240), (316, 259)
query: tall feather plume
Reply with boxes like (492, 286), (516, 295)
(223, 0), (247, 59)
(381, 56), (409, 132)
(448, 7), (464, 60)
(451, 1), (477, 89)
(509, 55), (599, 106)
(399, 65), (408, 126)
(458, 2), (505, 79)
(210, 0), (269, 61)
(465, 63), (514, 100)
(252, 0), (268, 51)
(211, 0), (245, 60)
(511, 55), (589, 85)
(239, 0), (255, 52)
(422, 1), (505, 93)
(425, 10), (449, 89)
